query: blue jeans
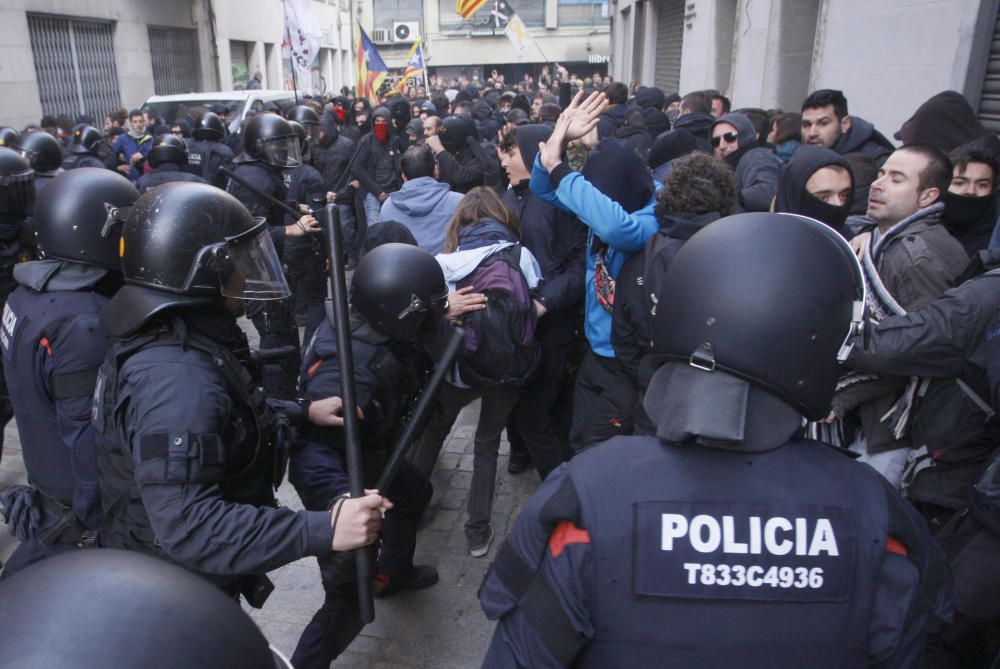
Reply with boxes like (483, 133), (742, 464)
(363, 193), (381, 229)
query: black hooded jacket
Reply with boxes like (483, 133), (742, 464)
(895, 91), (992, 154)
(672, 112), (715, 154)
(311, 113), (356, 195)
(714, 113), (782, 212)
(831, 116), (894, 165)
(501, 124), (587, 344)
(351, 108), (403, 198)
(774, 145), (855, 236)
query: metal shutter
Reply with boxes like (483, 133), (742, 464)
(27, 14), (121, 120)
(654, 0), (684, 93)
(149, 27), (199, 95)
(979, 8), (1000, 131)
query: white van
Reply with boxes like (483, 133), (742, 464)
(140, 90), (308, 135)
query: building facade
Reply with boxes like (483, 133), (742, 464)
(354, 0), (611, 85)
(609, 0), (1000, 139)
(0, 0), (353, 129)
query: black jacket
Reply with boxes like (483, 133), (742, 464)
(831, 116), (894, 166)
(672, 112), (715, 154)
(503, 181), (586, 345)
(351, 133), (402, 198)
(596, 104), (629, 140)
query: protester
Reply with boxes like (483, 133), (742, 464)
(710, 112), (782, 212)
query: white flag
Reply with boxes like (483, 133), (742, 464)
(503, 14), (532, 53)
(283, 0), (321, 89)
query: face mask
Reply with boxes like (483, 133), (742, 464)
(666, 108), (681, 127)
(799, 191), (852, 236)
(333, 107), (347, 122)
(374, 123), (389, 144)
(944, 190), (996, 229)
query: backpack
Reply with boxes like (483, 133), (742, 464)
(454, 244), (540, 389)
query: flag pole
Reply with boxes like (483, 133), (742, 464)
(420, 42), (429, 92)
(286, 23), (300, 105)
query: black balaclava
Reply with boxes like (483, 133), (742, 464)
(895, 91), (991, 153)
(649, 129), (699, 170)
(513, 124), (553, 178)
(581, 138), (654, 214)
(774, 145), (854, 236)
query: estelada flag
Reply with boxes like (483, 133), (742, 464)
(392, 41), (426, 94)
(355, 20), (389, 106)
(457, 0), (489, 19)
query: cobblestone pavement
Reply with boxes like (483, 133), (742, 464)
(0, 398), (541, 669)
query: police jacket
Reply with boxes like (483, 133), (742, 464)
(502, 181), (586, 345)
(282, 163), (326, 272)
(296, 315), (427, 462)
(481, 435), (951, 668)
(1, 260), (113, 528)
(312, 134), (355, 194)
(93, 305), (333, 590)
(33, 169), (64, 195)
(226, 160), (287, 252)
(136, 163), (207, 194)
(184, 138), (235, 189)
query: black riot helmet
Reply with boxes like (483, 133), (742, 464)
(287, 104), (320, 126)
(34, 168), (138, 270)
(242, 114), (302, 168)
(439, 115), (476, 154)
(68, 125), (103, 155)
(18, 131), (63, 172)
(0, 126), (21, 150)
(120, 182), (290, 301)
(0, 147), (35, 217)
(147, 134), (188, 167)
(193, 111), (225, 141)
(0, 549), (292, 669)
(651, 212), (865, 420)
(350, 243), (448, 343)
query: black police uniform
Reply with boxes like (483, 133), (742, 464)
(185, 138), (235, 189)
(61, 154), (105, 170)
(282, 161), (326, 345)
(137, 162), (207, 193)
(32, 168), (64, 195)
(288, 315), (433, 668)
(226, 160), (300, 399)
(93, 304), (333, 597)
(0, 261), (111, 574)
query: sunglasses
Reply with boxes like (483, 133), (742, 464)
(711, 131), (739, 147)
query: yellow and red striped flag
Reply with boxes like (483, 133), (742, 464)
(457, 0), (489, 20)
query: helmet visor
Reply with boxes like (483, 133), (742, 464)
(220, 225), (291, 300)
(0, 170), (35, 215)
(261, 135), (302, 168)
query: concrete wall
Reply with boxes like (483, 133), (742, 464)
(0, 0), (353, 128)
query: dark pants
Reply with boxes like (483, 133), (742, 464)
(410, 382), (520, 545)
(247, 297), (300, 400)
(288, 440), (432, 669)
(506, 343), (573, 479)
(568, 350), (637, 451)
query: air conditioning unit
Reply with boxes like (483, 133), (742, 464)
(392, 21), (420, 43)
(371, 28), (392, 44)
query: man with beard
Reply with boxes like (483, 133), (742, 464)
(801, 89), (894, 166)
(710, 113), (782, 213)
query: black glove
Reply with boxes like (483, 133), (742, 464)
(0, 485), (42, 542)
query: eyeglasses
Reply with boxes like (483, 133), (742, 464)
(711, 132), (739, 147)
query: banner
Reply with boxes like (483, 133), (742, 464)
(492, 1), (533, 53)
(282, 0), (321, 90)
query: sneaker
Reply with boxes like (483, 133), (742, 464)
(507, 451), (533, 475)
(373, 565), (439, 599)
(469, 527), (494, 558)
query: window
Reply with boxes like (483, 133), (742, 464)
(372, 0), (423, 31)
(231, 41), (252, 88)
(149, 27), (199, 95)
(557, 0), (609, 27)
(27, 14), (121, 120)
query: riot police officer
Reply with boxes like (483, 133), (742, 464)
(0, 126), (21, 150)
(282, 119), (326, 344)
(480, 213), (952, 667)
(62, 125), (106, 170)
(93, 182), (386, 602)
(289, 241), (446, 668)
(287, 105), (323, 160)
(0, 148), (33, 463)
(17, 130), (64, 194)
(185, 111), (235, 189)
(136, 134), (206, 193)
(226, 113), (319, 399)
(0, 168), (137, 577)
(0, 549), (293, 668)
